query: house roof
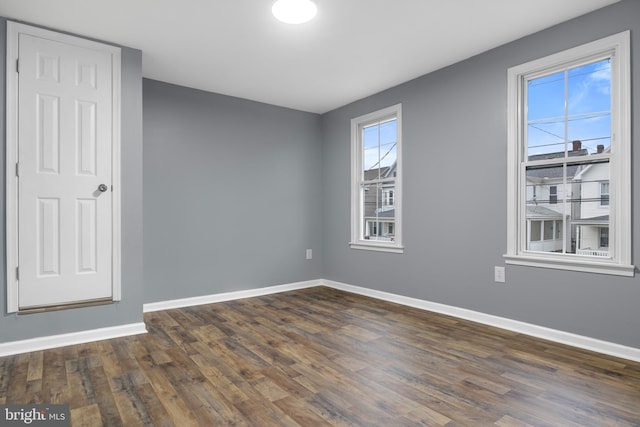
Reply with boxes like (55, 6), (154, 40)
(363, 166), (392, 181)
(573, 146), (612, 180)
(526, 205), (564, 219)
(365, 209), (395, 219)
(572, 215), (609, 224)
(526, 149), (588, 180)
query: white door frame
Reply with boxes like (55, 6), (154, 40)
(5, 22), (122, 313)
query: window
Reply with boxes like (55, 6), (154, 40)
(351, 104), (403, 253)
(549, 186), (558, 204)
(600, 227), (609, 248)
(384, 189), (395, 207)
(506, 32), (633, 276)
(600, 181), (610, 206)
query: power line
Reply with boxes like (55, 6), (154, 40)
(527, 63), (610, 88)
(528, 110), (610, 125)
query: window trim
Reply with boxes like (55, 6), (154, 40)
(505, 31), (633, 276)
(350, 104), (403, 253)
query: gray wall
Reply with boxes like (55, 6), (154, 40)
(0, 18), (144, 342)
(143, 80), (323, 303)
(2, 0), (639, 351)
(320, 0), (640, 349)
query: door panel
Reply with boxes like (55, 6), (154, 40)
(18, 33), (114, 309)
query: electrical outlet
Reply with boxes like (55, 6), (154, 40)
(494, 266), (506, 283)
(306, 249), (312, 260)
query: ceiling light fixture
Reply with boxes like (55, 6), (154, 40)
(272, 0), (317, 24)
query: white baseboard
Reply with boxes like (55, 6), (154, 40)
(320, 279), (640, 363)
(0, 322), (147, 357)
(4, 279), (638, 363)
(143, 279), (322, 312)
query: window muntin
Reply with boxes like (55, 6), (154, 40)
(506, 31), (632, 276)
(351, 104), (402, 253)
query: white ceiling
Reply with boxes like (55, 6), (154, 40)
(0, 0), (620, 113)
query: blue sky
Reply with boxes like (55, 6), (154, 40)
(361, 59), (612, 169)
(527, 58), (611, 157)
(363, 119), (397, 171)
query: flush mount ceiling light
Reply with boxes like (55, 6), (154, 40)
(272, 0), (317, 24)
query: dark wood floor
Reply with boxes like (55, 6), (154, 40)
(1, 287), (639, 426)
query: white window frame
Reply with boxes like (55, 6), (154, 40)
(350, 104), (403, 253)
(505, 31), (633, 276)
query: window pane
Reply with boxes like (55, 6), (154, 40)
(528, 71), (565, 121)
(567, 60), (611, 158)
(575, 222), (610, 257)
(568, 60), (611, 116)
(526, 164), (565, 205)
(526, 165), (565, 253)
(568, 160), (609, 217)
(569, 160), (610, 257)
(361, 181), (396, 242)
(363, 119), (397, 176)
(527, 71), (565, 158)
(527, 59), (612, 160)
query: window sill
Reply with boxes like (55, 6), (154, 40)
(503, 254), (635, 277)
(350, 242), (404, 254)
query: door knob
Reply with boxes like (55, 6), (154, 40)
(98, 184), (108, 192)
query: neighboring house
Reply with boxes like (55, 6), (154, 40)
(363, 162), (396, 241)
(526, 141), (609, 257)
(572, 145), (610, 257)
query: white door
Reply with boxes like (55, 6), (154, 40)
(11, 25), (120, 310)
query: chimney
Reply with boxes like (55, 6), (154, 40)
(597, 144), (604, 154)
(572, 140), (582, 151)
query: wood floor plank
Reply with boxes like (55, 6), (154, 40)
(71, 403), (103, 427)
(143, 366), (201, 427)
(88, 365), (126, 427)
(26, 351), (43, 383)
(273, 396), (334, 427)
(5, 354), (30, 404)
(1, 286), (639, 426)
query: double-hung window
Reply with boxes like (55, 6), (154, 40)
(506, 31), (632, 276)
(350, 104), (403, 253)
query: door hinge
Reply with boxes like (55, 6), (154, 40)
(16, 267), (19, 281)
(16, 58), (19, 74)
(16, 162), (19, 177)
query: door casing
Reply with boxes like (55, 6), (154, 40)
(5, 21), (122, 313)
